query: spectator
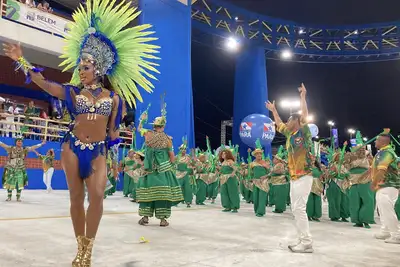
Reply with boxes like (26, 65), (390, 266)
(26, 0), (37, 8)
(37, 1), (53, 13)
(4, 103), (18, 138)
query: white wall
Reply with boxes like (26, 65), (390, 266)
(0, 18), (63, 56)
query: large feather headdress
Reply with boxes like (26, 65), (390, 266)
(59, 0), (160, 107)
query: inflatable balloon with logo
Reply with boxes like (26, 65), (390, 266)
(239, 114), (276, 148)
(308, 124), (319, 138)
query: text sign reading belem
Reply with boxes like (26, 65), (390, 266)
(6, 0), (71, 36)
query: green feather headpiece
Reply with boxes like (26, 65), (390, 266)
(59, 0), (160, 107)
(179, 136), (187, 151)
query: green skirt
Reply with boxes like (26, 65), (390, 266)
(2, 168), (28, 190)
(137, 170), (183, 204)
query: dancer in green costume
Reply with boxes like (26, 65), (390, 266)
(326, 145), (351, 222)
(219, 148), (240, 213)
(104, 148), (119, 197)
(122, 149), (136, 197)
(204, 137), (219, 204)
(130, 151), (145, 202)
(307, 157), (324, 221)
(250, 145), (270, 217)
(239, 162), (251, 202)
(206, 159), (219, 204)
(0, 137), (45, 201)
(271, 147), (289, 213)
(137, 104), (183, 227)
(196, 153), (209, 205)
(345, 132), (375, 228)
(176, 140), (194, 208)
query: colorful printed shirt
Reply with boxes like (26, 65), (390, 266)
(39, 155), (54, 172)
(278, 123), (312, 180)
(371, 145), (400, 189)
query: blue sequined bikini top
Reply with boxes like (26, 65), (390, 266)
(75, 93), (113, 117)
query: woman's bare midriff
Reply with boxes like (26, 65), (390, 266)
(72, 114), (109, 143)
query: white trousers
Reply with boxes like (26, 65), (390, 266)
(43, 167), (54, 190)
(376, 187), (400, 238)
(290, 175), (313, 246)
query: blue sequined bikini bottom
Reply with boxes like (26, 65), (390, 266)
(63, 132), (106, 179)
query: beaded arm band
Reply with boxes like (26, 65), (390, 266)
(15, 57), (44, 84)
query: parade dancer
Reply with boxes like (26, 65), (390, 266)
(0, 137), (45, 201)
(326, 145), (351, 222)
(307, 155), (324, 222)
(345, 132), (375, 228)
(196, 153), (209, 205)
(249, 142), (270, 217)
(371, 129), (400, 244)
(130, 150), (145, 202)
(122, 149), (135, 197)
(266, 83), (314, 253)
(3, 0), (160, 264)
(176, 139), (194, 208)
(104, 148), (119, 197)
(206, 155), (219, 204)
(33, 148), (55, 193)
(137, 101), (184, 227)
(271, 146), (289, 213)
(219, 148), (240, 213)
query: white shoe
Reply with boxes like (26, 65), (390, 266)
(384, 237), (400, 244)
(288, 239), (301, 247)
(288, 243), (314, 253)
(375, 233), (391, 240)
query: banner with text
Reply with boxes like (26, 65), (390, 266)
(5, 0), (70, 36)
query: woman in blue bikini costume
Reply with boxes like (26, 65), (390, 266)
(3, 1), (160, 266)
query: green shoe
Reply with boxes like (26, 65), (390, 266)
(308, 217), (313, 221)
(331, 218), (340, 222)
(231, 209), (238, 213)
(222, 209), (231, 212)
(273, 210), (283, 214)
(341, 218), (349, 222)
(312, 218), (320, 222)
(353, 223), (363, 227)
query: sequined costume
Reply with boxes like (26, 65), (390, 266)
(0, 138), (44, 201)
(270, 160), (289, 213)
(250, 161), (270, 217)
(306, 166), (324, 221)
(176, 153), (195, 206)
(219, 155), (240, 212)
(195, 157), (209, 205)
(136, 130), (183, 220)
(344, 146), (375, 227)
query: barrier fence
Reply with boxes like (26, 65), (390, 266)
(0, 113), (134, 147)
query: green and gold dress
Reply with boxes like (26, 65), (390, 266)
(250, 161), (269, 217)
(270, 162), (289, 213)
(307, 167), (323, 221)
(176, 154), (194, 207)
(122, 156), (136, 197)
(137, 131), (183, 221)
(344, 151), (375, 227)
(196, 160), (209, 205)
(2, 146), (28, 201)
(326, 162), (350, 222)
(220, 160), (240, 212)
(207, 167), (219, 203)
(104, 153), (117, 197)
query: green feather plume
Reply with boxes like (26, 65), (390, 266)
(59, 0), (160, 107)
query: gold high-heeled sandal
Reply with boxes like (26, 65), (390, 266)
(72, 236), (86, 267)
(81, 237), (95, 267)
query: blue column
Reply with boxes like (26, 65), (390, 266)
(136, 0), (194, 151)
(232, 46), (270, 158)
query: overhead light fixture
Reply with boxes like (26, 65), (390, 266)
(299, 28), (305, 34)
(281, 49), (293, 60)
(226, 37), (239, 51)
(235, 16), (238, 21)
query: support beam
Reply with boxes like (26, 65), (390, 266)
(136, 0), (194, 151)
(232, 46), (270, 158)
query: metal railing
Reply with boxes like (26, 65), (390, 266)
(0, 113), (134, 146)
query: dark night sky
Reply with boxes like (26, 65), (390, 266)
(192, 0), (400, 150)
